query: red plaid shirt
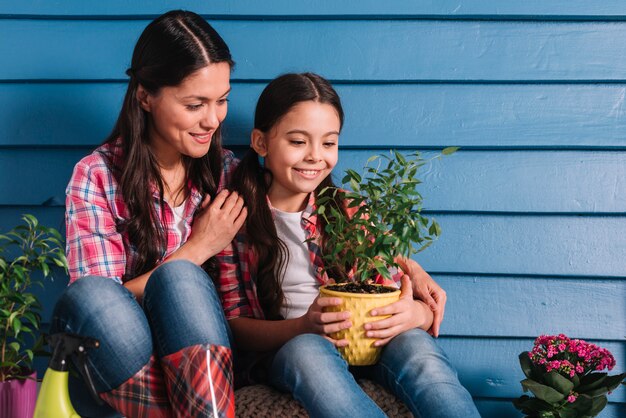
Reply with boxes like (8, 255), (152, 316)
(65, 140), (237, 283)
(215, 193), (401, 321)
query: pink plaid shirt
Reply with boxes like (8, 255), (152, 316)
(215, 193), (400, 321)
(65, 140), (237, 283)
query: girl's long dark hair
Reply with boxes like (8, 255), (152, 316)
(230, 73), (345, 319)
(103, 10), (234, 278)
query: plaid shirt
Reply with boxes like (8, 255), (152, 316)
(65, 139), (237, 283)
(216, 193), (401, 321)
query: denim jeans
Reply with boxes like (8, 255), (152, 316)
(268, 329), (480, 418)
(50, 260), (231, 417)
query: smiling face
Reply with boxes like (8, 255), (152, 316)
(252, 100), (341, 212)
(138, 62), (231, 167)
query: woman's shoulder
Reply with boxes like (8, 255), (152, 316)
(69, 141), (120, 190)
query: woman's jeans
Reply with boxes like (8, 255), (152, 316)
(50, 260), (232, 417)
(268, 329), (481, 418)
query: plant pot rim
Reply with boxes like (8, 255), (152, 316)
(320, 283), (401, 298)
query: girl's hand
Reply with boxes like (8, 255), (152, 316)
(363, 275), (434, 347)
(300, 296), (352, 347)
(186, 190), (247, 263)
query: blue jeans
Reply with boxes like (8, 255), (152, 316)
(50, 260), (231, 417)
(268, 329), (480, 418)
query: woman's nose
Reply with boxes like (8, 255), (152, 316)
(201, 105), (220, 129)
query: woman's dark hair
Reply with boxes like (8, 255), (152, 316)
(103, 10), (234, 278)
(231, 73), (344, 319)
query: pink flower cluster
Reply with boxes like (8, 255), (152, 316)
(529, 334), (616, 378)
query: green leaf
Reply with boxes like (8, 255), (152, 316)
(9, 341), (20, 353)
(577, 373), (607, 393)
(521, 378), (566, 403)
(442, 146), (460, 155)
(543, 371), (574, 395)
(587, 395), (608, 416)
(519, 352), (535, 379)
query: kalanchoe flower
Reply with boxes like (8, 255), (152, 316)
(514, 334), (626, 418)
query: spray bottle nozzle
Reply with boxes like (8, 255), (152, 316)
(46, 332), (103, 405)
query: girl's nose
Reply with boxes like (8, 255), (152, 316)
(306, 144), (322, 161)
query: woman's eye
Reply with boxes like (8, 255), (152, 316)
(186, 104), (203, 111)
(217, 98), (229, 105)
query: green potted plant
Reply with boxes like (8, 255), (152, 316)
(513, 333), (626, 418)
(0, 214), (68, 418)
(315, 148), (456, 365)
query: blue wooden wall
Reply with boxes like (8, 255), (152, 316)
(1, 1), (625, 416)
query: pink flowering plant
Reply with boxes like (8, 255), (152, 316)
(513, 334), (625, 418)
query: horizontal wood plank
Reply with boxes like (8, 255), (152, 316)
(417, 214), (626, 277)
(4, 148), (626, 214)
(4, 20), (626, 81)
(436, 275), (626, 340)
(4, 83), (626, 149)
(4, 1), (626, 19)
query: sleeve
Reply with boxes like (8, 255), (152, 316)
(65, 159), (126, 284)
(214, 239), (252, 320)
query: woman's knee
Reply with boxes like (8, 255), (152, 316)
(143, 260), (230, 353)
(51, 276), (153, 391)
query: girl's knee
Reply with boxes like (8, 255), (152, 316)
(145, 260), (215, 298)
(275, 334), (340, 369)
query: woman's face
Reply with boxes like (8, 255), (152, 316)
(253, 101), (341, 212)
(139, 62), (231, 166)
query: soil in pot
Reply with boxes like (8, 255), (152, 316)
(324, 282), (397, 294)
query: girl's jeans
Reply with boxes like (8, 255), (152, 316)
(50, 260), (231, 417)
(268, 330), (481, 418)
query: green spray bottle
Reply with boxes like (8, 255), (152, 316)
(34, 333), (101, 418)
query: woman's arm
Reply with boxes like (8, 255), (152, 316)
(395, 256), (446, 337)
(124, 190), (247, 299)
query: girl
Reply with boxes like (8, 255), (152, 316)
(51, 10), (245, 417)
(217, 73), (480, 417)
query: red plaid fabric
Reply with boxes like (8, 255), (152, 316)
(99, 354), (173, 418)
(161, 344), (235, 418)
(215, 193), (401, 321)
(65, 139), (238, 283)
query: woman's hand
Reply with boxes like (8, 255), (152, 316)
(395, 257), (447, 337)
(363, 275), (434, 347)
(185, 190), (247, 263)
(300, 296), (352, 347)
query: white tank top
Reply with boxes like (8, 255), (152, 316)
(272, 208), (319, 319)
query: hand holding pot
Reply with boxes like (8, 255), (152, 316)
(363, 275), (434, 347)
(301, 296), (352, 347)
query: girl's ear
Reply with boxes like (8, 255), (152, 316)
(136, 85), (152, 112)
(251, 129), (268, 157)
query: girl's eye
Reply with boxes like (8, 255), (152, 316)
(289, 139), (306, 145)
(323, 142), (337, 148)
(217, 98), (230, 105)
(186, 104), (203, 111)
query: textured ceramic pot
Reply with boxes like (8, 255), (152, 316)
(319, 284), (401, 366)
(0, 371), (37, 418)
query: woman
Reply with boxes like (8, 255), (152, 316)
(51, 10), (245, 417)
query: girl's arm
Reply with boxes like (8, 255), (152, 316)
(228, 296), (352, 352)
(362, 275), (434, 347)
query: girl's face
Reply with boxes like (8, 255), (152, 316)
(138, 62), (231, 166)
(252, 101), (341, 212)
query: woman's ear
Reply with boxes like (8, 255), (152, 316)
(136, 85), (152, 112)
(250, 129), (268, 157)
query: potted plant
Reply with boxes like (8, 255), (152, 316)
(315, 148), (456, 365)
(513, 334), (626, 418)
(0, 214), (68, 418)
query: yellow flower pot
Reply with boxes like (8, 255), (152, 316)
(319, 284), (401, 366)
